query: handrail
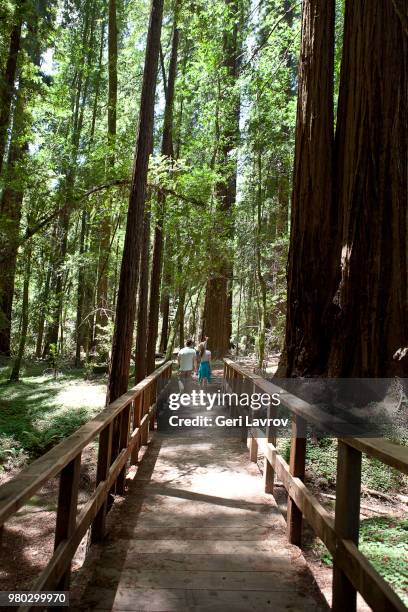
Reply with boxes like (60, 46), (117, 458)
(223, 358), (408, 473)
(0, 360), (173, 605)
(223, 358), (408, 612)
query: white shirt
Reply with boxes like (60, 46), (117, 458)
(200, 350), (211, 362)
(178, 347), (196, 371)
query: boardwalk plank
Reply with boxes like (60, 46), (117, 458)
(74, 384), (326, 611)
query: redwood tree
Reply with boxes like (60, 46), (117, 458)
(202, 0), (240, 358)
(279, 0), (335, 377)
(0, 0), (24, 175)
(145, 16), (180, 374)
(106, 0), (164, 404)
(328, 0), (408, 377)
(134, 208), (151, 383)
(95, 0), (117, 346)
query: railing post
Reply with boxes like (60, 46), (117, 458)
(150, 378), (157, 430)
(287, 415), (306, 545)
(91, 422), (113, 543)
(263, 402), (276, 494)
(332, 440), (362, 612)
(248, 382), (258, 462)
(54, 453), (81, 589)
(141, 388), (149, 446)
(131, 394), (143, 464)
(116, 403), (131, 495)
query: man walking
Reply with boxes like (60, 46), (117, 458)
(178, 339), (197, 392)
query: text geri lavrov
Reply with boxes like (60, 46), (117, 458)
(167, 390), (289, 428)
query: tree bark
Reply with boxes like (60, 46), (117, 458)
(146, 17), (179, 374)
(159, 272), (170, 352)
(106, 0), (164, 404)
(134, 208), (151, 383)
(35, 259), (52, 358)
(94, 0), (117, 345)
(0, 0), (24, 175)
(279, 0), (335, 377)
(0, 111), (27, 355)
(202, 0), (240, 358)
(256, 153), (267, 370)
(328, 0), (408, 377)
(75, 211), (87, 365)
(10, 242), (31, 381)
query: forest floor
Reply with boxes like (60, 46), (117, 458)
(0, 358), (407, 607)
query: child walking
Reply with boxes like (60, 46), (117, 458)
(197, 338), (212, 387)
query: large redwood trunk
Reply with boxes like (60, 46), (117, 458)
(0, 2), (23, 174)
(328, 1), (408, 377)
(145, 19), (179, 374)
(202, 274), (232, 358)
(0, 140), (26, 355)
(202, 0), (240, 358)
(134, 209), (151, 383)
(279, 0), (335, 377)
(107, 0), (163, 404)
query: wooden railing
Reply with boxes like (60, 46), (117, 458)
(223, 358), (408, 612)
(0, 360), (172, 607)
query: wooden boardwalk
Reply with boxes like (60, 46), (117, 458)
(73, 375), (326, 611)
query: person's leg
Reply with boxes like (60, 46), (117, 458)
(184, 370), (193, 394)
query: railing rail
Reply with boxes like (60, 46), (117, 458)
(223, 358), (408, 612)
(0, 360), (172, 607)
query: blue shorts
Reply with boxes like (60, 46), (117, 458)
(198, 361), (212, 382)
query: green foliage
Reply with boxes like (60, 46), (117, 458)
(0, 361), (105, 466)
(313, 517), (408, 606)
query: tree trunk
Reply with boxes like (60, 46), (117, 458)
(159, 293), (170, 353)
(0, 1), (24, 175)
(10, 242), (31, 381)
(106, 0), (164, 404)
(328, 0), (408, 377)
(279, 0), (335, 377)
(202, 0), (240, 358)
(165, 297), (182, 361)
(42, 206), (70, 356)
(75, 211), (87, 365)
(256, 153), (267, 370)
(0, 123), (27, 355)
(43, 11), (93, 357)
(94, 0), (117, 346)
(134, 209), (151, 383)
(35, 260), (51, 358)
(146, 16), (179, 374)
(178, 287), (185, 348)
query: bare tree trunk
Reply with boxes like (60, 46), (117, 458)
(279, 0), (335, 377)
(202, 0), (240, 358)
(95, 0), (117, 346)
(158, 238), (171, 353)
(328, 0), (408, 377)
(0, 118), (27, 355)
(178, 287), (185, 347)
(75, 211), (87, 365)
(134, 209), (151, 383)
(165, 297), (182, 361)
(10, 242), (31, 381)
(256, 153), (267, 369)
(0, 0), (24, 174)
(146, 16), (179, 374)
(107, 0), (164, 404)
(35, 260), (51, 358)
